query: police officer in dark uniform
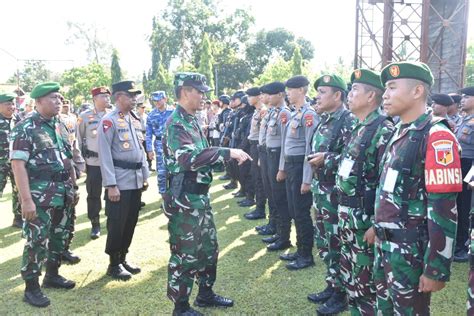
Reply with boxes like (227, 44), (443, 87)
(217, 95), (232, 181)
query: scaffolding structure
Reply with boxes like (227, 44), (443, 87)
(355, 0), (469, 92)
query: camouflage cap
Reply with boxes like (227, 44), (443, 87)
(174, 72), (211, 93)
(151, 90), (167, 101)
(350, 68), (384, 91)
(30, 82), (61, 99)
(0, 92), (16, 103)
(381, 61), (434, 87)
(314, 74), (347, 91)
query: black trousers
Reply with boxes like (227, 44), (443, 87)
(239, 144), (254, 198)
(86, 165), (103, 220)
(285, 160), (313, 256)
(456, 158), (473, 252)
(259, 146), (277, 229)
(105, 189), (142, 255)
(267, 147), (291, 241)
(249, 142), (266, 209)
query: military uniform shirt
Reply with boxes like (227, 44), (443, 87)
(455, 114), (474, 159)
(0, 113), (14, 163)
(97, 109), (149, 190)
(77, 107), (110, 166)
(265, 104), (291, 149)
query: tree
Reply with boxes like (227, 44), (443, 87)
(7, 60), (52, 92)
(291, 46), (303, 76)
(254, 58), (292, 86)
(197, 33), (214, 96)
(60, 63), (111, 106)
(110, 49), (123, 84)
(66, 21), (112, 64)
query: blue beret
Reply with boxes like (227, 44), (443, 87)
(431, 93), (454, 107)
(151, 91), (166, 101)
(263, 82), (286, 95)
(246, 87), (261, 97)
(286, 75), (310, 88)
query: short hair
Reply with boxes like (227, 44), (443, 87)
(330, 87), (346, 103)
(405, 79), (430, 101)
(360, 83), (384, 106)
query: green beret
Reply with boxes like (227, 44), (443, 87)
(314, 74), (347, 91)
(30, 82), (61, 99)
(350, 69), (384, 91)
(0, 92), (16, 103)
(380, 61), (434, 87)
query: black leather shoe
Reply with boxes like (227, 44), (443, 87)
(279, 251), (299, 261)
(12, 216), (23, 229)
(107, 264), (132, 281)
(233, 191), (245, 198)
(244, 210), (265, 220)
(286, 256), (315, 270)
(223, 182), (238, 190)
(308, 285), (334, 304)
(454, 249), (469, 262)
(317, 291), (348, 315)
(267, 240), (292, 251)
(140, 201), (146, 208)
(62, 250), (81, 265)
(172, 306), (203, 316)
(194, 293), (234, 308)
(257, 225), (276, 236)
(24, 278), (50, 307)
(42, 274), (76, 289)
(90, 225), (100, 240)
(218, 174), (231, 181)
(122, 261), (141, 274)
(255, 224), (267, 231)
(262, 234), (279, 244)
(239, 199), (256, 207)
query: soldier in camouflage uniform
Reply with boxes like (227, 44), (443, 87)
(162, 72), (251, 316)
(10, 82), (79, 308)
(0, 92), (22, 228)
(335, 69), (395, 315)
(307, 74), (354, 315)
(373, 62), (462, 315)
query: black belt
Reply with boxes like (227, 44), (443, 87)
(284, 155), (305, 163)
(30, 170), (70, 181)
(183, 179), (210, 195)
(249, 140), (259, 145)
(267, 147), (281, 153)
(113, 159), (143, 170)
(375, 226), (428, 243)
(338, 194), (363, 208)
(85, 149), (98, 158)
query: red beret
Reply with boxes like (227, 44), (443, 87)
(91, 86), (111, 97)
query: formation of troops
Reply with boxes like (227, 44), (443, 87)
(1, 60), (474, 315)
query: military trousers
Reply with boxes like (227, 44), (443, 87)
(155, 146), (168, 194)
(338, 206), (376, 316)
(0, 162), (21, 218)
(21, 204), (73, 280)
(285, 160), (313, 256)
(456, 158), (473, 252)
(249, 142), (265, 209)
(104, 189), (141, 256)
(267, 147), (291, 241)
(374, 242), (430, 315)
(85, 164), (103, 220)
(164, 205), (218, 304)
(259, 146), (277, 230)
(313, 191), (343, 290)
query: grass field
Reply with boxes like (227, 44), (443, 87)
(0, 171), (469, 315)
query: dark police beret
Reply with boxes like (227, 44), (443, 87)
(232, 90), (246, 100)
(350, 69), (384, 91)
(218, 94), (230, 105)
(30, 82), (61, 99)
(241, 95), (250, 105)
(449, 93), (462, 104)
(264, 82), (286, 95)
(381, 61), (433, 86)
(112, 80), (141, 95)
(0, 92), (16, 103)
(431, 93), (454, 107)
(314, 75), (347, 91)
(286, 75), (310, 88)
(246, 87), (261, 97)
(460, 86), (474, 97)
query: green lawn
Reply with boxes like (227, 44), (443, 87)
(0, 172), (469, 315)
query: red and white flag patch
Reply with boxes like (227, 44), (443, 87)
(424, 130), (462, 193)
(304, 114), (313, 127)
(102, 120), (113, 133)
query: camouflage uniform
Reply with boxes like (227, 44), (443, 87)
(0, 112), (20, 219)
(311, 106), (354, 291)
(335, 109), (394, 315)
(374, 112), (461, 315)
(10, 112), (75, 280)
(162, 104), (230, 304)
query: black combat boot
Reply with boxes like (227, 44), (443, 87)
(120, 251), (141, 274)
(316, 290), (348, 315)
(308, 285), (334, 304)
(42, 261), (76, 289)
(173, 301), (203, 316)
(90, 217), (101, 240)
(194, 285), (234, 308)
(61, 249), (81, 265)
(106, 253), (132, 281)
(24, 277), (50, 307)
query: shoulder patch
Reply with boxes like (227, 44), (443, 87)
(424, 130), (462, 193)
(304, 113), (314, 127)
(280, 112), (288, 124)
(102, 120), (113, 133)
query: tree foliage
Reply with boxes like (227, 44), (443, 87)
(291, 46), (303, 76)
(110, 49), (123, 84)
(7, 60), (52, 92)
(197, 33), (214, 97)
(65, 21), (112, 64)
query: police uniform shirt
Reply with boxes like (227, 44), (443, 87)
(59, 113), (78, 145)
(248, 106), (267, 141)
(455, 114), (474, 159)
(97, 109), (149, 190)
(265, 103), (291, 148)
(258, 107), (272, 146)
(280, 103), (319, 184)
(77, 107), (109, 166)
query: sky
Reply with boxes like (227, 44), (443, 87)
(0, 0), (473, 83)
